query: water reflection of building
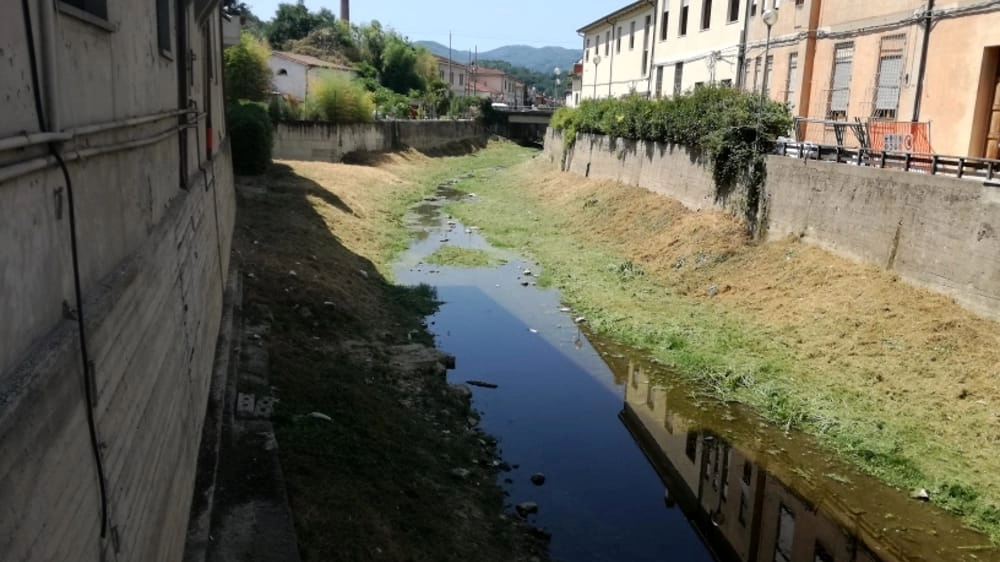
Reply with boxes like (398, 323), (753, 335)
(621, 361), (884, 562)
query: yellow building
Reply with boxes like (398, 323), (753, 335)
(652, 0), (747, 96)
(578, 1), (658, 99)
(748, 0), (1000, 157)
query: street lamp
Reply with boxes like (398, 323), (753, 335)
(760, 8), (778, 100)
(592, 55), (602, 99)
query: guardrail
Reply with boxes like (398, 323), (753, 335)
(775, 141), (1000, 183)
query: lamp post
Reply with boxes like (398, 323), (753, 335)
(592, 55), (602, 99)
(760, 8), (778, 100)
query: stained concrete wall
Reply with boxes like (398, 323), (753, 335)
(272, 120), (488, 162)
(1, 1), (235, 560)
(544, 128), (1000, 322)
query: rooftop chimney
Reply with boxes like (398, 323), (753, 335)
(341, 0), (349, 22)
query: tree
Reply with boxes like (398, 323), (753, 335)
(380, 37), (427, 94)
(224, 31), (271, 102)
(266, 1), (336, 50)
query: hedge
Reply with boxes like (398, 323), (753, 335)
(228, 101), (273, 175)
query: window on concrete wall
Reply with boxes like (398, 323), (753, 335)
(156, 0), (171, 54)
(753, 55), (761, 90)
(449, 71), (454, 85)
(679, 0), (690, 36)
(61, 0), (108, 19)
(661, 8), (670, 40)
(617, 26), (622, 53)
(585, 38), (591, 62)
(642, 15), (651, 74)
(630, 21), (636, 49)
(605, 31), (610, 55)
(721, 78), (733, 87)
(872, 34), (906, 120)
(459, 73), (464, 85)
(728, 0), (740, 22)
(827, 42), (854, 120)
(655, 66), (665, 97)
(673, 61), (684, 96)
(750, 0), (757, 16)
(702, 0), (713, 30)
(774, 505), (795, 562)
(785, 52), (798, 110)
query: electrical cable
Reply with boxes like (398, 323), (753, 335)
(20, 0), (110, 539)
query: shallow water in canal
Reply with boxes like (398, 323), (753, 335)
(394, 180), (1000, 562)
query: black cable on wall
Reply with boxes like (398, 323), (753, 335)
(20, 0), (110, 539)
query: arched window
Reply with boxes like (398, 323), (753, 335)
(277, 68), (288, 76)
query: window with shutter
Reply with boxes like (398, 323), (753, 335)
(873, 35), (906, 120)
(785, 52), (799, 109)
(673, 62), (684, 96)
(827, 42), (854, 120)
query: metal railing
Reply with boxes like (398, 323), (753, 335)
(775, 140), (1000, 183)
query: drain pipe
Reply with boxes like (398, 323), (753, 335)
(736, 0), (754, 89)
(911, 0), (933, 122)
(39, 0), (60, 131)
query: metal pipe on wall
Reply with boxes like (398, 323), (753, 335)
(39, 0), (60, 132)
(912, 0), (934, 121)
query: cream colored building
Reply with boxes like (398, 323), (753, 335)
(748, 0), (1000, 157)
(433, 55), (470, 98)
(470, 67), (526, 105)
(578, 1), (658, 99)
(651, 0), (746, 97)
(270, 51), (357, 102)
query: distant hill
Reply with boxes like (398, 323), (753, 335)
(415, 41), (580, 73)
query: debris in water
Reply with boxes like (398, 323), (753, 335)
(288, 270), (298, 277)
(358, 269), (369, 278)
(521, 281), (530, 287)
(559, 307), (571, 313)
(523, 269), (533, 276)
(307, 412), (332, 422)
(912, 488), (931, 502)
(440, 238), (450, 242)
(707, 285), (719, 297)
(574, 316), (586, 324)
(465, 228), (472, 234)
(530, 473), (546, 486)
(528, 328), (538, 334)
(515, 502), (539, 517)
(466, 380), (499, 389)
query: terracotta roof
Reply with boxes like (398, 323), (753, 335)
(433, 54), (469, 69)
(475, 67), (508, 76)
(271, 51), (355, 71)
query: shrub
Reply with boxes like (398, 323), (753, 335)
(224, 32), (271, 103)
(310, 77), (376, 123)
(227, 101), (273, 175)
(550, 106), (579, 147)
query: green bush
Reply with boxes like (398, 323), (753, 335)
(549, 87), (793, 230)
(224, 32), (271, 103)
(227, 101), (273, 175)
(309, 77), (376, 123)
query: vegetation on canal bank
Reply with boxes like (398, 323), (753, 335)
(432, 144), (1000, 542)
(425, 246), (504, 268)
(235, 149), (548, 561)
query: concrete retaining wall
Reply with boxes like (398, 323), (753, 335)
(544, 128), (1000, 322)
(273, 120), (488, 162)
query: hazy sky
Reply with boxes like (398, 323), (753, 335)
(244, 0), (610, 51)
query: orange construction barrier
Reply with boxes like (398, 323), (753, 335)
(868, 120), (933, 154)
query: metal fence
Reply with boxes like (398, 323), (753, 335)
(775, 140), (1000, 183)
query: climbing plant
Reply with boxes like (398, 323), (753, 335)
(550, 87), (792, 231)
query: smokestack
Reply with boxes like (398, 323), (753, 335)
(340, 0), (349, 22)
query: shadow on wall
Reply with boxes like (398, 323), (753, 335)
(341, 137), (488, 166)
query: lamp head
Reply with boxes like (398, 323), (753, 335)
(594, 55), (602, 65)
(762, 8), (778, 27)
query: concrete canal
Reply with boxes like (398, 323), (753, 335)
(394, 175), (999, 562)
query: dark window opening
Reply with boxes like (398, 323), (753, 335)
(702, 0), (713, 30)
(62, 0), (108, 19)
(629, 21), (636, 49)
(278, 69), (288, 76)
(617, 26), (622, 53)
(728, 0), (740, 22)
(661, 10), (670, 40)
(673, 61), (684, 96)
(679, 2), (689, 36)
(156, 0), (171, 54)
(750, 0), (757, 16)
(685, 431), (698, 462)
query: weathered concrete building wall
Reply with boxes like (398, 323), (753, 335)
(272, 120), (488, 162)
(1, 1), (235, 560)
(544, 128), (1000, 322)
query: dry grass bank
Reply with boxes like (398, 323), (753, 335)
(442, 153), (1000, 539)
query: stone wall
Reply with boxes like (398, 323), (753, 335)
(544, 128), (1000, 322)
(273, 120), (488, 162)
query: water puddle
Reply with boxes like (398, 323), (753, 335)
(395, 178), (1000, 562)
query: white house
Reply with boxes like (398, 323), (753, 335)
(269, 51), (357, 102)
(434, 55), (470, 97)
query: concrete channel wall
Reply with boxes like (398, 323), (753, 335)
(273, 120), (488, 162)
(543, 128), (1000, 322)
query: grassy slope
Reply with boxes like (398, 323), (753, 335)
(439, 146), (1000, 541)
(235, 145), (547, 561)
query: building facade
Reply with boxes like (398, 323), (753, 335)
(747, 0), (1000, 157)
(1, 0), (235, 560)
(270, 50), (357, 102)
(470, 67), (526, 106)
(434, 55), (470, 97)
(579, 0), (658, 99)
